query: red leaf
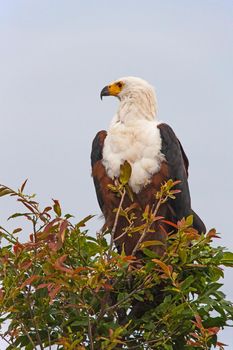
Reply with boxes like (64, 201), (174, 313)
(0, 288), (4, 300)
(185, 228), (199, 240)
(152, 258), (172, 277)
(153, 215), (164, 222)
(103, 283), (113, 291)
(121, 255), (136, 262)
(13, 243), (24, 254)
(19, 260), (32, 270)
(193, 314), (203, 330)
(20, 179), (28, 193)
(58, 220), (68, 245)
(177, 217), (187, 229)
(207, 327), (220, 335)
(43, 206), (52, 213)
(190, 332), (199, 339)
(216, 341), (227, 347)
(54, 255), (73, 274)
(36, 283), (62, 304)
(109, 329), (114, 337)
(43, 218), (61, 234)
(159, 224), (169, 236)
(48, 242), (60, 251)
(186, 340), (202, 346)
(170, 189), (181, 194)
(172, 180), (181, 186)
(17, 199), (36, 214)
(20, 275), (40, 289)
(73, 267), (89, 274)
(161, 220), (178, 229)
(37, 283), (52, 290)
(49, 285), (62, 304)
(207, 229), (220, 239)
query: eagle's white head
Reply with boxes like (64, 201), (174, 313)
(100, 76), (158, 123)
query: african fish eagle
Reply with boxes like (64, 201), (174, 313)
(91, 77), (205, 256)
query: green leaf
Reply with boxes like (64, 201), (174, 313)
(107, 184), (118, 192)
(140, 240), (165, 248)
(0, 188), (13, 197)
(12, 228), (22, 234)
(186, 215), (193, 226)
(53, 199), (61, 217)
(179, 249), (187, 264)
(119, 161), (132, 185)
(134, 294), (144, 302)
(180, 275), (195, 291)
(125, 184), (134, 201)
(70, 319), (88, 327)
(203, 316), (226, 328)
(76, 215), (95, 228)
(221, 251), (233, 266)
(64, 213), (74, 219)
(209, 266), (224, 281)
(163, 287), (181, 293)
(8, 212), (30, 220)
(142, 248), (160, 258)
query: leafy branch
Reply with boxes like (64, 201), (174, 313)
(0, 180), (232, 349)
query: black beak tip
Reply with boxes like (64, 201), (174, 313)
(100, 86), (109, 100)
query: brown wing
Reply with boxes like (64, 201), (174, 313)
(91, 130), (107, 212)
(158, 123), (205, 233)
(91, 131), (120, 229)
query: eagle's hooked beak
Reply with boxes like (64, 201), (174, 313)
(100, 86), (110, 100)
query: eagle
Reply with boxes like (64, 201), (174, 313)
(91, 77), (205, 257)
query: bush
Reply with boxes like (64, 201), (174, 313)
(0, 180), (233, 350)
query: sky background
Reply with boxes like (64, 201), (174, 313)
(0, 0), (232, 348)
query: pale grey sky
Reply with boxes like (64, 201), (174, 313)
(0, 1), (233, 348)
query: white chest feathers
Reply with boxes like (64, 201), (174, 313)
(102, 119), (164, 193)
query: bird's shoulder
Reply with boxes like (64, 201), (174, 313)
(157, 122), (189, 175)
(91, 130), (107, 166)
(157, 122), (178, 145)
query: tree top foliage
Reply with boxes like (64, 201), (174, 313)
(0, 173), (233, 349)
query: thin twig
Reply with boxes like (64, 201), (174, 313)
(113, 221), (134, 242)
(87, 314), (94, 350)
(124, 334), (174, 349)
(26, 292), (44, 350)
(132, 197), (162, 256)
(107, 276), (152, 313)
(0, 226), (18, 244)
(96, 288), (111, 322)
(47, 328), (51, 350)
(96, 228), (106, 240)
(21, 323), (36, 348)
(107, 188), (126, 259)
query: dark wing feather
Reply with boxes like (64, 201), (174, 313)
(177, 138), (189, 177)
(91, 130), (107, 168)
(158, 123), (205, 233)
(158, 123), (191, 217)
(91, 130), (107, 212)
(91, 130), (122, 233)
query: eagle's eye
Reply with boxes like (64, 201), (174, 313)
(117, 82), (123, 88)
